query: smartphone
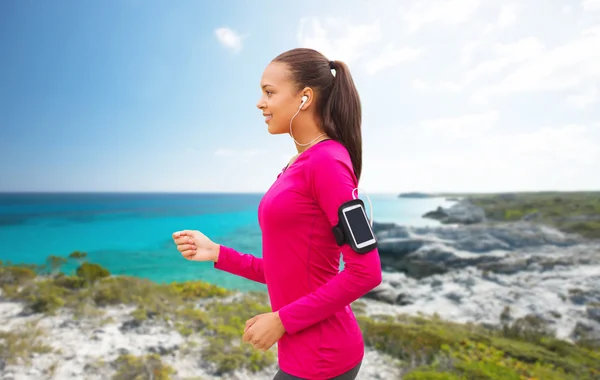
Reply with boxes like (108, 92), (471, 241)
(341, 202), (377, 252)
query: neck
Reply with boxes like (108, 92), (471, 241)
(295, 134), (328, 153)
(291, 117), (329, 153)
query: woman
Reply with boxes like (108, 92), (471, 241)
(172, 48), (382, 380)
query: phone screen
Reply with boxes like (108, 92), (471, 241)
(344, 205), (375, 246)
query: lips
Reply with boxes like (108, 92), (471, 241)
(263, 113), (273, 123)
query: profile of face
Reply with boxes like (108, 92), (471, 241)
(256, 61), (311, 135)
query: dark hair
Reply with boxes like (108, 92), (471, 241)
(272, 48), (363, 182)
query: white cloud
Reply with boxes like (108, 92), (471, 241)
(365, 44), (424, 75)
(412, 79), (462, 93)
(297, 17), (424, 75)
(288, 1), (600, 194)
(457, 2), (518, 67)
(566, 86), (600, 109)
(399, 0), (481, 33)
(463, 37), (545, 84)
(472, 26), (600, 102)
(482, 3), (519, 34)
(495, 3), (519, 28)
(414, 36), (545, 97)
(297, 17), (382, 65)
(214, 27), (243, 53)
(417, 111), (500, 140)
(365, 122), (600, 193)
(583, 0), (600, 11)
(459, 40), (482, 66)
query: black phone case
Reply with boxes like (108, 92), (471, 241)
(332, 198), (377, 254)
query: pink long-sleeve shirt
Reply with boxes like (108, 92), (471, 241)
(214, 139), (382, 379)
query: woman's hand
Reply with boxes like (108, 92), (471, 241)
(172, 230), (220, 262)
(242, 312), (286, 351)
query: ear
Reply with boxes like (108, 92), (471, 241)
(299, 87), (315, 110)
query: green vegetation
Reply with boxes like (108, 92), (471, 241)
(111, 353), (176, 380)
(446, 191), (600, 239)
(0, 320), (53, 366)
(0, 254), (275, 378)
(358, 312), (600, 379)
(2, 255), (600, 379)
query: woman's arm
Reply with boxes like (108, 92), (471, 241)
(213, 244), (266, 284)
(277, 151), (382, 335)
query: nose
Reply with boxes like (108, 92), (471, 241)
(256, 97), (266, 110)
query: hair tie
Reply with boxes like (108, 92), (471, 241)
(329, 60), (335, 69)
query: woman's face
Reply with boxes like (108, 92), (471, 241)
(256, 62), (303, 135)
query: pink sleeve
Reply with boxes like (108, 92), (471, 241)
(214, 245), (266, 284)
(277, 151), (382, 335)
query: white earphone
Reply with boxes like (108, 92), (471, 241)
(290, 95), (325, 146)
(300, 95), (308, 108)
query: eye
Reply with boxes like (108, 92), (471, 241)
(265, 91), (273, 96)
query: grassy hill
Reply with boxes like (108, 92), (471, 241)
(1, 256), (599, 379)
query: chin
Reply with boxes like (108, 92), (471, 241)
(267, 123), (286, 135)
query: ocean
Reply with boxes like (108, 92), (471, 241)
(0, 192), (453, 292)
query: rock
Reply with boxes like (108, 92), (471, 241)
(422, 199), (486, 225)
(374, 220), (587, 279)
(523, 211), (541, 221)
(570, 321), (600, 346)
(147, 344), (178, 356)
(586, 304), (600, 323)
(372, 221), (406, 235)
(359, 217), (600, 346)
(477, 259), (529, 275)
(364, 283), (414, 305)
(567, 288), (600, 306)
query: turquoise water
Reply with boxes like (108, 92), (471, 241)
(0, 192), (452, 292)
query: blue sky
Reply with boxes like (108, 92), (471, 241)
(1, 0), (599, 193)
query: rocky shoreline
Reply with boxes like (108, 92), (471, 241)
(365, 199), (600, 346)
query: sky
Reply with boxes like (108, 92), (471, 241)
(1, 0), (599, 194)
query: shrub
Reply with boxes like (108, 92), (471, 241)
(0, 265), (37, 287)
(168, 280), (231, 300)
(199, 292), (276, 374)
(403, 370), (465, 380)
(76, 262), (110, 284)
(0, 321), (54, 366)
(111, 353), (176, 380)
(68, 250), (88, 264)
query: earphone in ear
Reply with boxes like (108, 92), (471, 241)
(290, 93), (325, 146)
(300, 95), (308, 108)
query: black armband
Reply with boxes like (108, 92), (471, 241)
(332, 198), (378, 254)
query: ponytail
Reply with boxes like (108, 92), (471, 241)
(272, 48), (363, 181)
(322, 60), (362, 182)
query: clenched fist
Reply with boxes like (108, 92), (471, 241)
(172, 230), (220, 262)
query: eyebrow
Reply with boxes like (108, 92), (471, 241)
(261, 84), (274, 89)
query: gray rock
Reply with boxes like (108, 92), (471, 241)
(374, 220), (586, 279)
(363, 216), (600, 347)
(586, 304), (600, 323)
(422, 199), (486, 225)
(364, 283), (414, 305)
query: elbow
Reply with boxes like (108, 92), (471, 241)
(359, 263), (382, 292)
(367, 250), (383, 290)
(369, 266), (382, 290)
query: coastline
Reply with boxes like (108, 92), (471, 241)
(0, 193), (451, 292)
(1, 191), (599, 379)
